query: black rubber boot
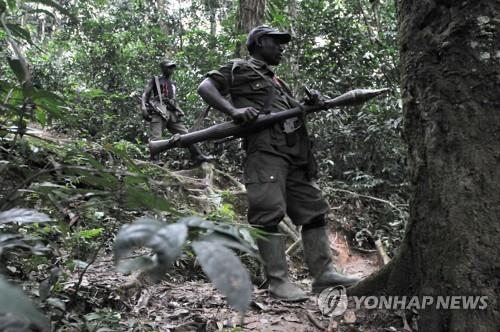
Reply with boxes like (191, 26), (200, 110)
(302, 226), (361, 293)
(188, 145), (214, 164)
(257, 233), (308, 302)
(150, 153), (163, 166)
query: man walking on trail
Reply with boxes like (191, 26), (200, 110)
(141, 59), (212, 165)
(197, 26), (360, 301)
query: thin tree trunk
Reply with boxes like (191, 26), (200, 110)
(287, 0), (299, 94)
(156, 0), (169, 33)
(209, 9), (216, 36)
(235, 0), (266, 58)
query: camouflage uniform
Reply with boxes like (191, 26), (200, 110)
(148, 76), (189, 141)
(143, 60), (212, 164)
(200, 26), (359, 301)
(207, 57), (330, 227)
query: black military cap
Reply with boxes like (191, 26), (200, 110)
(246, 26), (291, 51)
(160, 59), (177, 68)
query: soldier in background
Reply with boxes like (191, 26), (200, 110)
(198, 26), (360, 301)
(141, 59), (212, 165)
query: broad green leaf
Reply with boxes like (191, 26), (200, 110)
(6, 23), (32, 44)
(178, 217), (252, 249)
(0, 80), (13, 92)
(0, 234), (27, 255)
(78, 173), (117, 189)
(31, 89), (64, 103)
(46, 297), (65, 311)
(0, 275), (49, 331)
(202, 232), (258, 259)
(32, 90), (64, 110)
(116, 256), (155, 275)
(114, 219), (187, 281)
(7, 58), (28, 85)
(114, 217), (163, 260)
(124, 187), (176, 213)
(76, 152), (105, 171)
(6, 0), (14, 11)
(192, 240), (252, 313)
(146, 223), (187, 273)
(0, 208), (51, 224)
(178, 216), (214, 229)
(0, 234), (49, 255)
(0, 316), (30, 330)
(35, 107), (47, 126)
(31, 89), (65, 119)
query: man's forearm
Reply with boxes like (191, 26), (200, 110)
(141, 93), (149, 109)
(142, 81), (154, 110)
(197, 79), (235, 117)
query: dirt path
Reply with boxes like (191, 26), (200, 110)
(329, 229), (379, 278)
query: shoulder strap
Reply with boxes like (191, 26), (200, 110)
(247, 62), (278, 114)
(230, 59), (247, 84)
(154, 76), (163, 106)
(274, 76), (301, 108)
(229, 59), (278, 114)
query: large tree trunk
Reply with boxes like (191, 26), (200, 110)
(351, 1), (500, 331)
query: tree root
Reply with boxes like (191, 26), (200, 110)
(279, 220), (300, 242)
(348, 260), (394, 296)
(212, 168), (245, 192)
(348, 245), (412, 296)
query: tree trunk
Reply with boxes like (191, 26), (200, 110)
(235, 0), (266, 57)
(236, 0), (265, 33)
(209, 8), (217, 36)
(286, 0), (300, 94)
(350, 1), (500, 331)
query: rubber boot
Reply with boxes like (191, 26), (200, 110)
(188, 144), (214, 164)
(302, 226), (360, 293)
(150, 153), (163, 166)
(257, 233), (308, 301)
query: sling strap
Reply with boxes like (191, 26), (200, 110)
(154, 75), (163, 107)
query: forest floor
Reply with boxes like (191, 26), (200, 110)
(64, 225), (394, 332)
(58, 162), (409, 332)
(5, 125), (412, 331)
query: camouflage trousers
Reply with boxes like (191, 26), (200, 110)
(244, 151), (330, 227)
(149, 112), (188, 141)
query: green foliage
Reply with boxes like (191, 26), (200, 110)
(208, 202), (236, 223)
(114, 216), (255, 313)
(0, 275), (49, 331)
(75, 227), (102, 240)
(0, 208), (53, 330)
(192, 240), (252, 313)
(115, 217), (188, 280)
(0, 208), (52, 255)
(0, 0), (406, 328)
(84, 309), (122, 331)
(0, 208), (51, 224)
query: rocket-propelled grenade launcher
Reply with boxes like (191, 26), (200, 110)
(149, 88), (389, 155)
